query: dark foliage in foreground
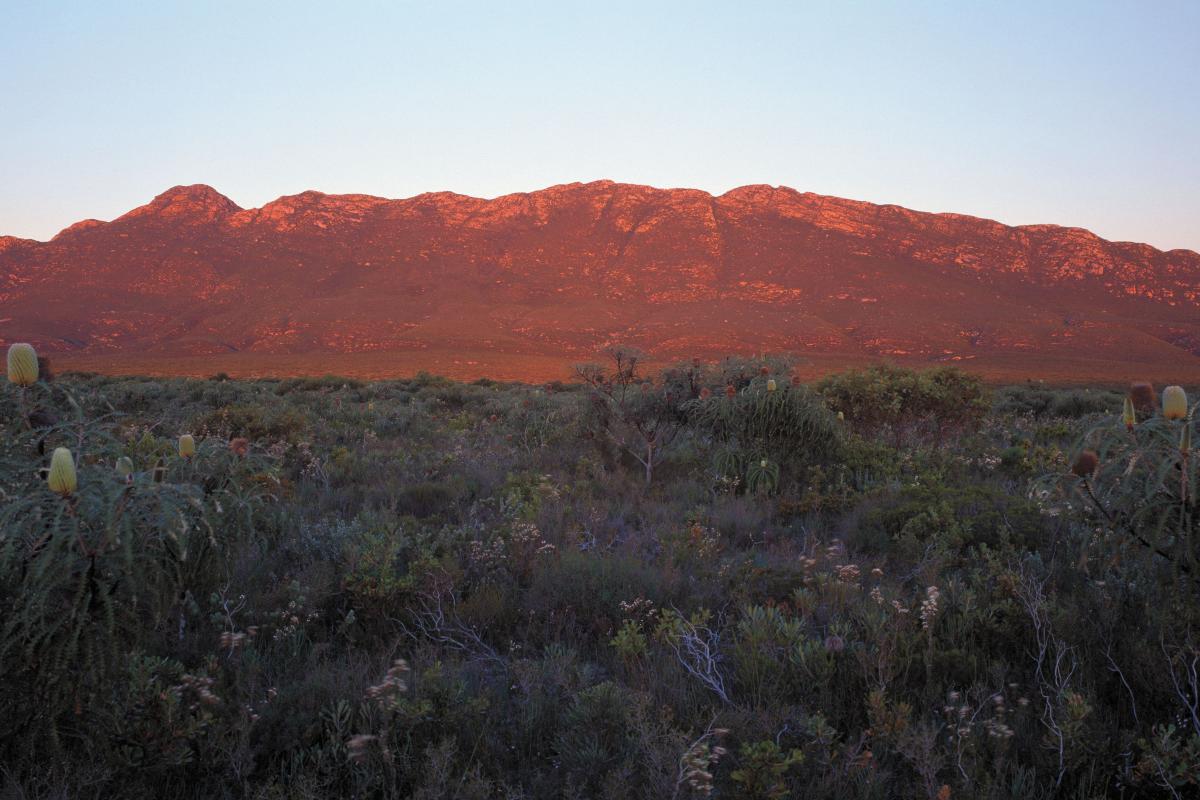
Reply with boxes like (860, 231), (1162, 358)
(0, 357), (1197, 799)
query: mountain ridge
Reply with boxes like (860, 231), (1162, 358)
(2, 181), (1198, 382)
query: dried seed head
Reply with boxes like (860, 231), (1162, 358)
(759, 366), (770, 376)
(1162, 386), (1188, 420)
(725, 384), (736, 399)
(48, 447), (77, 496)
(1071, 449), (1099, 478)
(6, 343), (38, 386)
(229, 437), (250, 457)
(699, 387), (712, 400)
(1129, 382), (1156, 414)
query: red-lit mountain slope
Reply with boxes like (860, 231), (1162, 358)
(2, 181), (1198, 383)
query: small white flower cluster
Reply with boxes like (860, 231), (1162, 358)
(364, 658), (410, 712)
(920, 586), (941, 629)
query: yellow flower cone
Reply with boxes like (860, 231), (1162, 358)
(7, 343), (38, 386)
(178, 434), (196, 458)
(48, 447), (77, 496)
(766, 379), (777, 392)
(1163, 386), (1188, 420)
(1122, 396), (1136, 429)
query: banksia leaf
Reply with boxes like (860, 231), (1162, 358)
(1130, 382), (1156, 414)
(7, 343), (38, 386)
(1122, 396), (1136, 430)
(178, 434), (196, 458)
(1163, 385), (1188, 420)
(1071, 449), (1099, 478)
(766, 379), (777, 393)
(48, 447), (77, 496)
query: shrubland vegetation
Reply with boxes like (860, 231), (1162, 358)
(1, 344), (1197, 799)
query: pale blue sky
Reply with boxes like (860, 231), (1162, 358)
(2, 1), (1197, 250)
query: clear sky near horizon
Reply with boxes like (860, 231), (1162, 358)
(1, 1), (1197, 250)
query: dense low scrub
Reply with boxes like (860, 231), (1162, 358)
(1, 348), (1197, 799)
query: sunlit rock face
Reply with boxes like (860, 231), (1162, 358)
(1, 181), (1198, 378)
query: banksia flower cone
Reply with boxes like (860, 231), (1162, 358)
(766, 379), (777, 392)
(837, 411), (845, 422)
(178, 434), (196, 458)
(1122, 396), (1136, 430)
(1071, 450), (1099, 478)
(1163, 386), (1188, 420)
(230, 437), (249, 457)
(725, 385), (736, 399)
(7, 343), (38, 386)
(699, 387), (712, 400)
(115, 456), (134, 481)
(48, 447), (77, 496)
(1130, 382), (1156, 414)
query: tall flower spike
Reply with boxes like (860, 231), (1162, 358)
(1163, 386), (1188, 421)
(48, 447), (77, 496)
(1122, 396), (1136, 430)
(178, 434), (196, 458)
(7, 343), (38, 386)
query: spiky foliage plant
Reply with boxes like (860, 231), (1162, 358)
(0, 385), (278, 756)
(1050, 391), (1196, 578)
(686, 375), (841, 491)
(745, 458), (780, 495)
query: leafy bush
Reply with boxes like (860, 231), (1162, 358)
(2, 357), (1199, 799)
(817, 364), (988, 447)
